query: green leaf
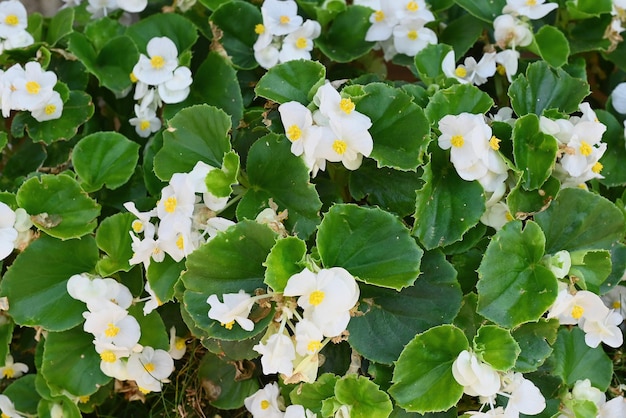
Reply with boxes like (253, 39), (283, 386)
(198, 351), (259, 409)
(255, 60), (326, 105)
(414, 43), (453, 86)
(153, 105), (232, 181)
(529, 25), (570, 68)
(289, 373), (339, 414)
(237, 133), (322, 239)
(263, 236), (307, 292)
(453, 0), (507, 23)
(566, 0), (612, 18)
(84, 17), (125, 51)
(511, 318), (559, 373)
(425, 83), (494, 126)
(473, 325), (520, 371)
(549, 327), (613, 390)
(316, 5), (375, 62)
(0, 320), (13, 370)
(72, 132), (139, 192)
(390, 325), (468, 414)
(334, 375), (393, 418)
(210, 0), (261, 69)
(356, 83), (431, 170)
(568, 250), (612, 293)
(126, 13), (198, 54)
(205, 151), (240, 198)
(413, 148), (486, 249)
(348, 250), (461, 364)
(317, 204), (423, 290)
(17, 175), (101, 239)
(512, 114), (558, 190)
(42, 327), (111, 397)
(601, 243), (626, 293)
(4, 375), (39, 415)
(38, 397), (81, 418)
(128, 304), (169, 350)
(0, 234), (98, 331)
(507, 176), (560, 217)
(596, 109), (626, 187)
(477, 221), (558, 328)
(508, 61), (590, 116)
(147, 256), (185, 304)
(10, 91), (94, 144)
(95, 213), (134, 276)
(534, 188), (626, 253)
(439, 14), (487, 59)
(46, 6), (74, 46)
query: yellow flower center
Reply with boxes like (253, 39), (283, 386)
(222, 320), (235, 330)
(261, 400), (271, 410)
(295, 37), (308, 49)
(592, 161), (603, 174)
(144, 362), (156, 373)
(505, 211), (514, 221)
(2, 368), (14, 379)
(26, 81), (40, 95)
(255, 23), (265, 35)
(332, 140), (348, 155)
(138, 386), (151, 394)
(307, 340), (323, 352)
(526, 0), (537, 5)
(175, 337), (186, 350)
(2, 413), (9, 418)
(374, 10), (385, 22)
(340, 98), (355, 114)
(176, 234), (184, 250)
(164, 196), (177, 213)
(407, 30), (418, 40)
(4, 14), (18, 26)
(130, 72), (138, 83)
(407, 1), (419, 12)
(613, 301), (621, 309)
(496, 64), (506, 76)
(139, 120), (151, 131)
(571, 305), (584, 320)
(489, 136), (501, 150)
(152, 247), (162, 256)
(280, 15), (290, 24)
(132, 219), (144, 233)
(78, 395), (90, 403)
(579, 141), (592, 156)
(150, 55), (165, 69)
(44, 104), (57, 115)
(100, 350), (117, 363)
(454, 66), (467, 78)
(287, 124), (302, 141)
(451, 135), (464, 148)
(105, 323), (120, 338)
(309, 290), (325, 306)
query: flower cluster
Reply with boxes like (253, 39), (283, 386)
(0, 0), (33, 52)
(253, 0), (321, 69)
(279, 81), (373, 176)
(207, 266), (360, 385)
(452, 350), (546, 417)
(125, 161), (236, 269)
(66, 274), (184, 393)
(0, 202), (33, 262)
(360, 0), (438, 59)
(61, 0), (148, 18)
(558, 379), (626, 417)
(0, 354), (27, 381)
(244, 382), (317, 418)
(1, 61), (64, 122)
(128, 36), (192, 137)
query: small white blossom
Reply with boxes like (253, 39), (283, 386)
(207, 290), (255, 331)
(0, 355), (28, 380)
(502, 0), (559, 20)
(261, 0), (303, 36)
(451, 350), (500, 398)
(244, 382), (285, 418)
(133, 37), (179, 86)
(253, 331), (296, 376)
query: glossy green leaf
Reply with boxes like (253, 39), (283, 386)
(0, 320), (14, 371)
(511, 318), (559, 373)
(42, 326), (111, 397)
(507, 176), (560, 217)
(568, 250), (612, 293)
(0, 234), (98, 331)
(84, 17), (125, 51)
(316, 5), (375, 62)
(413, 148), (485, 249)
(128, 304), (169, 350)
(205, 151), (240, 198)
(317, 204), (423, 290)
(209, 0), (261, 69)
(529, 25), (570, 68)
(255, 60), (326, 105)
(356, 83), (431, 170)
(17, 175), (101, 239)
(3, 375), (39, 415)
(601, 243), (626, 293)
(453, 0), (507, 23)
(46, 6), (74, 46)
(198, 351), (259, 410)
(534, 188), (626, 253)
(38, 397), (81, 418)
(596, 109), (626, 187)
(153, 105), (232, 181)
(512, 114), (558, 190)
(334, 375), (393, 418)
(509, 61), (590, 116)
(425, 83), (494, 125)
(237, 133), (322, 239)
(263, 236), (307, 292)
(147, 255), (184, 304)
(549, 327), (613, 390)
(439, 14), (487, 59)
(390, 325), (468, 414)
(72, 132), (139, 192)
(95, 213), (134, 276)
(348, 250), (461, 364)
(473, 325), (520, 371)
(414, 43), (453, 86)
(289, 373), (339, 414)
(477, 221), (558, 328)
(126, 13), (198, 54)
(566, 0), (612, 18)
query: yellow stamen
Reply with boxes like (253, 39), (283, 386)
(132, 220), (144, 233)
(105, 323), (120, 338)
(454, 66), (467, 78)
(407, 30), (418, 40)
(150, 55), (165, 69)
(144, 362), (156, 373)
(222, 320), (234, 330)
(164, 196), (177, 213)
(526, 0), (537, 5)
(309, 290), (325, 306)
(130, 72), (138, 83)
(4, 15), (18, 26)
(592, 162), (603, 174)
(571, 305), (584, 319)
(176, 235), (184, 250)
(139, 120), (151, 131)
(261, 400), (270, 410)
(295, 37), (308, 49)
(100, 350), (117, 363)
(579, 141), (592, 156)
(44, 104), (57, 115)
(451, 134), (464, 148)
(406, 1), (419, 12)
(613, 301), (621, 309)
(138, 386), (151, 394)
(78, 395), (90, 403)
(374, 10), (385, 22)
(307, 341), (323, 352)
(2, 368), (14, 379)
(26, 81), (40, 95)
(332, 140), (348, 155)
(489, 136), (501, 150)
(339, 98), (355, 114)
(280, 15), (290, 24)
(255, 23), (265, 35)
(175, 337), (186, 350)
(287, 124), (302, 141)
(505, 212), (514, 221)
(496, 64), (506, 76)
(2, 413), (8, 418)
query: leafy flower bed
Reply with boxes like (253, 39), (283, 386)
(0, 0), (626, 416)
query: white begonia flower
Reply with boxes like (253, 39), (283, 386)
(124, 201), (156, 235)
(438, 113), (490, 179)
(500, 372), (546, 416)
(365, 3), (400, 42)
(66, 275), (133, 312)
(495, 49), (519, 82)
(0, 394), (24, 418)
(244, 382), (285, 418)
(279, 101), (320, 157)
(442, 50), (497, 86)
(1, 64), (22, 117)
(559, 121), (607, 178)
(253, 331), (296, 376)
(493, 14), (533, 49)
(580, 309), (624, 348)
(83, 307), (141, 350)
(571, 379), (605, 406)
(0, 202), (17, 261)
(99, 354), (130, 381)
(0, 355), (28, 380)
(156, 172), (196, 237)
(294, 319), (324, 356)
(157, 66), (192, 104)
(142, 281), (162, 315)
(117, 0), (148, 13)
(93, 339), (134, 376)
(133, 37), (179, 86)
(186, 161), (230, 212)
(598, 396), (626, 418)
(279, 19), (321, 63)
(283, 267), (360, 337)
(3, 29), (34, 50)
(601, 285), (626, 317)
(207, 290), (256, 331)
(129, 222), (165, 268)
(201, 216), (236, 241)
(401, 0), (435, 21)
(314, 82), (372, 129)
(611, 82), (626, 114)
(11, 61), (57, 112)
(127, 347), (174, 393)
(168, 326), (186, 360)
(254, 31), (280, 69)
(543, 250), (571, 279)
(0, 0), (28, 39)
(451, 350), (500, 398)
(314, 120), (373, 171)
(30, 90), (63, 122)
(466, 408), (506, 417)
(261, 0), (303, 36)
(502, 0), (559, 20)
(480, 201), (512, 230)
(392, 18), (438, 57)
(86, 0), (119, 18)
(285, 404), (317, 418)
